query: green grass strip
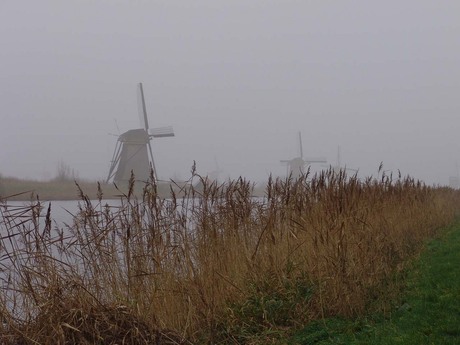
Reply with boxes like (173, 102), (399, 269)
(288, 221), (460, 345)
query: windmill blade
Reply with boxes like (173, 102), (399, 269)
(345, 166), (359, 173)
(137, 82), (150, 131)
(147, 140), (158, 180)
(106, 141), (123, 183)
(149, 126), (175, 138)
(304, 157), (327, 164)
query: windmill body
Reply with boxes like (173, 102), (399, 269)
(280, 132), (326, 179)
(106, 83), (174, 184)
(281, 157), (307, 179)
(111, 129), (151, 182)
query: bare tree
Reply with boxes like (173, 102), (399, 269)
(55, 160), (78, 182)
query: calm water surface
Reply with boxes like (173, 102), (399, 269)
(3, 199), (122, 229)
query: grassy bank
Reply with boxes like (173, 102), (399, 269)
(1, 170), (459, 344)
(288, 220), (460, 344)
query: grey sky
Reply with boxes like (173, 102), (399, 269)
(1, 1), (459, 185)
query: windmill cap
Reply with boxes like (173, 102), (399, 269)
(118, 129), (149, 143)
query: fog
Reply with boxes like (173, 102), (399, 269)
(1, 1), (459, 185)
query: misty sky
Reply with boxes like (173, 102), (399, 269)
(1, 1), (459, 185)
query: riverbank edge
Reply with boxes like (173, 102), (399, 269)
(0, 176), (268, 201)
(286, 219), (460, 344)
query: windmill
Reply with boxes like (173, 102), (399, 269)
(106, 83), (174, 184)
(207, 157), (224, 183)
(280, 132), (327, 179)
(449, 162), (459, 189)
(326, 146), (358, 175)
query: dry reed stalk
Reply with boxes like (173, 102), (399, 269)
(1, 169), (459, 343)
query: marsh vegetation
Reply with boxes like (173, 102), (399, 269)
(1, 169), (459, 344)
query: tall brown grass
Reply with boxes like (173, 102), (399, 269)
(1, 169), (459, 344)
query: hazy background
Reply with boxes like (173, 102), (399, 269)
(1, 1), (459, 185)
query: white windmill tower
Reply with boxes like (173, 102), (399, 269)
(280, 132), (327, 179)
(106, 83), (175, 184)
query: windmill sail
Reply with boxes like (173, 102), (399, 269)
(322, 146), (358, 175)
(106, 83), (175, 184)
(150, 126), (175, 138)
(280, 132), (326, 179)
(137, 83), (150, 131)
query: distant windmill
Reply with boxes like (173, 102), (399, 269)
(280, 132), (327, 179)
(449, 162), (459, 189)
(106, 83), (174, 184)
(208, 157), (224, 183)
(326, 146), (358, 175)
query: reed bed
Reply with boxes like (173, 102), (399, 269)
(1, 169), (459, 344)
